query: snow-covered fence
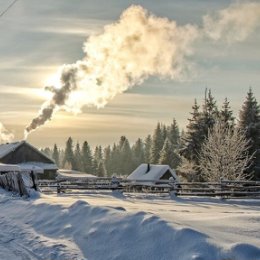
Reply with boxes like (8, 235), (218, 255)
(38, 177), (260, 198)
(173, 180), (260, 198)
(0, 171), (28, 196)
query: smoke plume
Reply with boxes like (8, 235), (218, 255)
(203, 2), (260, 43)
(0, 122), (14, 144)
(25, 3), (260, 137)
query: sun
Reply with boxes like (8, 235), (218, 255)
(43, 72), (62, 89)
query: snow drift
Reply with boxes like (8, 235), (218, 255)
(0, 189), (260, 260)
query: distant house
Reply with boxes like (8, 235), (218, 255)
(0, 141), (58, 179)
(127, 163), (178, 185)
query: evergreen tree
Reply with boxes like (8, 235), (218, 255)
(93, 145), (103, 175)
(63, 137), (76, 169)
(81, 141), (93, 173)
(181, 90), (218, 167)
(159, 138), (181, 168)
(74, 142), (82, 171)
(167, 118), (180, 149)
(132, 138), (145, 168)
(181, 99), (203, 165)
(96, 161), (106, 177)
(201, 89), (218, 133)
(119, 137), (133, 175)
(110, 144), (119, 175)
(104, 145), (112, 176)
(220, 98), (235, 128)
(150, 123), (164, 163)
(52, 144), (60, 167)
(238, 88), (260, 178)
(144, 134), (152, 162)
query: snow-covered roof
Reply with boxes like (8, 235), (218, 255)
(0, 163), (20, 172)
(0, 142), (22, 159)
(18, 162), (58, 171)
(0, 141), (55, 164)
(127, 164), (178, 182)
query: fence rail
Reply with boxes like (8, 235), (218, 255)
(38, 178), (260, 198)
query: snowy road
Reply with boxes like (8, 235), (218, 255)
(1, 189), (260, 260)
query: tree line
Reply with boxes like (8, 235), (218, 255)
(41, 88), (260, 181)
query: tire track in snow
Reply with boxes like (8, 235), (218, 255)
(0, 214), (85, 260)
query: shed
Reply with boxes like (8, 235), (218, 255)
(127, 163), (178, 185)
(0, 141), (58, 179)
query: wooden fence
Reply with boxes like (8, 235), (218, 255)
(38, 178), (260, 198)
(0, 172), (28, 196)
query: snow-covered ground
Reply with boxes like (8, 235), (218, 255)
(0, 189), (260, 260)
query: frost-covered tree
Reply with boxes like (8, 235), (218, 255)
(199, 121), (253, 182)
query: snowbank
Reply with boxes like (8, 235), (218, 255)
(0, 189), (260, 260)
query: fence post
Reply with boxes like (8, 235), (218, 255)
(30, 171), (37, 191)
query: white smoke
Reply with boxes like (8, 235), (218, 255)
(0, 122), (14, 144)
(203, 2), (260, 43)
(25, 3), (260, 137)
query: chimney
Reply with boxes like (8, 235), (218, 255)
(146, 163), (150, 173)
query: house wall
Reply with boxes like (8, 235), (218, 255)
(160, 170), (174, 180)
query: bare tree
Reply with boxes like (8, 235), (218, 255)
(199, 120), (253, 182)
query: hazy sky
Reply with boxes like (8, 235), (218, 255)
(0, 0), (259, 148)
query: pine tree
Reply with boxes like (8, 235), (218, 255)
(238, 88), (260, 178)
(52, 144), (60, 167)
(201, 89), (218, 133)
(96, 161), (106, 177)
(63, 137), (76, 169)
(93, 145), (103, 175)
(144, 134), (152, 162)
(167, 118), (180, 149)
(103, 145), (112, 176)
(119, 137), (133, 175)
(82, 141), (93, 174)
(159, 138), (181, 168)
(150, 123), (164, 163)
(181, 99), (203, 165)
(74, 142), (82, 171)
(132, 138), (145, 168)
(220, 98), (235, 128)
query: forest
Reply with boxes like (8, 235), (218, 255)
(41, 88), (260, 181)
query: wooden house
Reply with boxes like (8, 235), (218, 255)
(127, 163), (178, 185)
(0, 141), (58, 179)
